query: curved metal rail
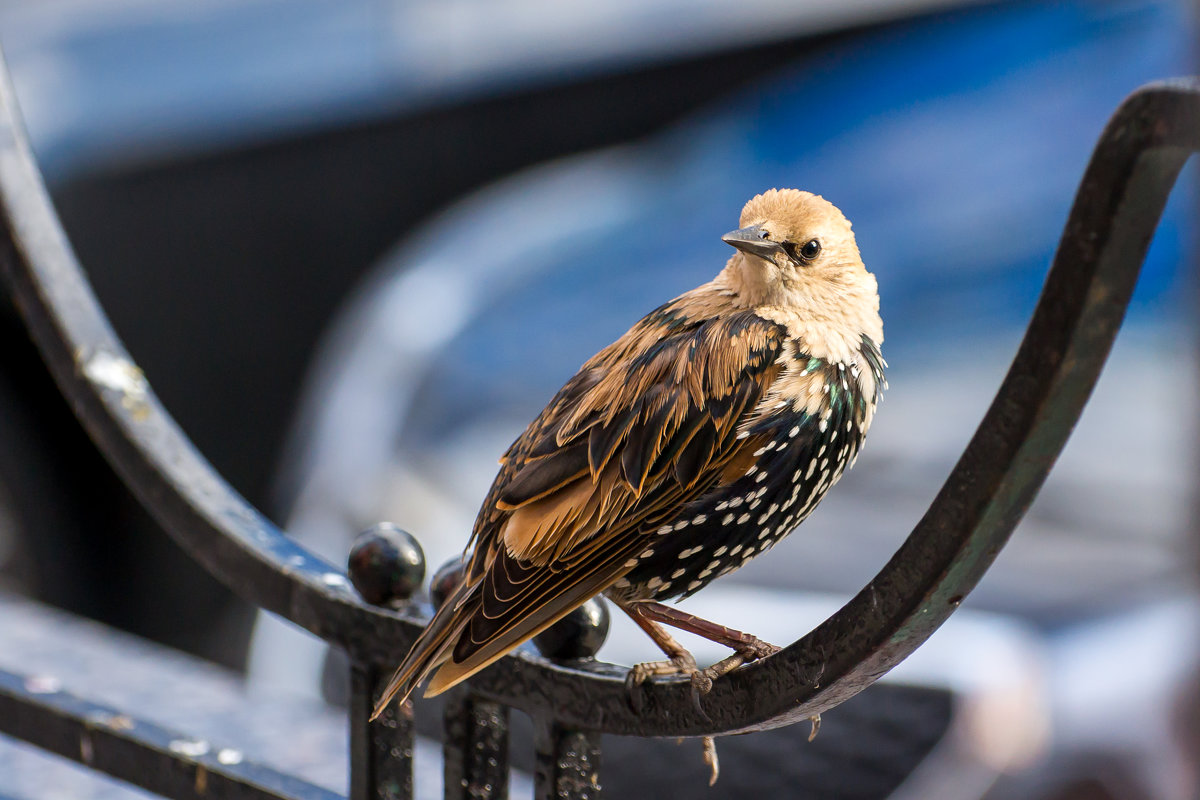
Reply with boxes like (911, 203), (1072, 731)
(0, 42), (1195, 750)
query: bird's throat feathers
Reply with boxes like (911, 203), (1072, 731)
(716, 256), (883, 367)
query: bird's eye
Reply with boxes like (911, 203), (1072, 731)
(800, 239), (821, 260)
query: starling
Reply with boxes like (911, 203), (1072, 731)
(372, 189), (884, 768)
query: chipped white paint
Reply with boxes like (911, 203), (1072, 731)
(80, 349), (150, 417)
(322, 573), (350, 589)
(169, 738), (211, 757)
(217, 748), (244, 765)
(24, 675), (61, 694)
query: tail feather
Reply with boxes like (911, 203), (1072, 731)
(422, 600), (589, 697)
(369, 592), (473, 720)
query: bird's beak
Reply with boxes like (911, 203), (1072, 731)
(722, 225), (786, 260)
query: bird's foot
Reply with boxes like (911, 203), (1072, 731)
(736, 636), (782, 662)
(684, 636), (781, 712)
(625, 637), (781, 715)
(625, 651), (698, 712)
(694, 636), (781, 687)
(626, 650), (698, 684)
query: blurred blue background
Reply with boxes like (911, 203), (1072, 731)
(0, 1), (1195, 798)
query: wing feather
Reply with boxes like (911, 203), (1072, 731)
(417, 294), (787, 697)
(496, 442), (589, 509)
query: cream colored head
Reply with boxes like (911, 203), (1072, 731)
(721, 189), (883, 352)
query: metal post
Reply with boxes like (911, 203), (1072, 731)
(532, 719), (602, 800)
(350, 663), (415, 800)
(443, 689), (511, 800)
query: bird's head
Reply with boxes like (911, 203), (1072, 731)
(721, 189), (882, 350)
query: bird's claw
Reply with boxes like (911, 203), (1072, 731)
(739, 638), (781, 661)
(689, 673), (713, 720)
(624, 668), (644, 713)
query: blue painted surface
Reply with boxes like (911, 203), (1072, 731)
(410, 0), (1196, 439)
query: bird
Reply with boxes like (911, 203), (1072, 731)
(371, 189), (884, 777)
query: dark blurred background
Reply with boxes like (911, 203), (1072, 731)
(0, 1), (1196, 798)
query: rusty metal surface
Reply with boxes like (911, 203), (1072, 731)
(0, 24), (1196, 791)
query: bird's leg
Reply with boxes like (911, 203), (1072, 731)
(616, 599), (719, 719)
(618, 602), (722, 784)
(617, 601), (737, 784)
(629, 601), (781, 688)
(619, 601), (700, 693)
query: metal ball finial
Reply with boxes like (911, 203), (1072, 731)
(430, 556), (468, 610)
(347, 523), (425, 605)
(534, 597), (610, 660)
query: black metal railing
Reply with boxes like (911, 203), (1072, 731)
(0, 36), (1195, 799)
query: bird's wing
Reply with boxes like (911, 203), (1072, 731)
(424, 301), (786, 694)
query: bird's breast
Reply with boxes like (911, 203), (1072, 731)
(609, 350), (879, 604)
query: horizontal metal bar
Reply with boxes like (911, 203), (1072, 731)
(0, 668), (342, 800)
